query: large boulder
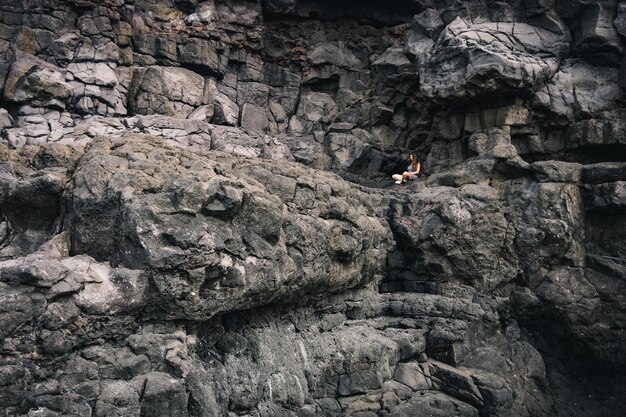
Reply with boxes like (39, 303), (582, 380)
(0, 229), (147, 361)
(212, 91), (239, 126)
(289, 92), (338, 134)
(388, 184), (515, 290)
(419, 17), (570, 99)
(128, 66), (213, 118)
(63, 135), (391, 320)
(2, 53), (74, 110)
(532, 59), (622, 121)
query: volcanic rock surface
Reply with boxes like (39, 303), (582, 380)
(1, 0), (625, 416)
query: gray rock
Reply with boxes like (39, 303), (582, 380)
(384, 391), (479, 417)
(0, 248), (147, 316)
(533, 59), (621, 121)
(0, 285), (46, 339)
(371, 47), (414, 82)
(383, 292), (484, 324)
(412, 9), (445, 38)
(420, 17), (569, 99)
(537, 268), (598, 308)
(389, 184), (514, 289)
(3, 53), (73, 109)
(187, 104), (214, 122)
(1, 1), (625, 416)
(213, 91), (239, 126)
(574, 2), (623, 65)
(531, 161), (582, 183)
(429, 360), (484, 407)
(139, 372), (188, 417)
(241, 103), (270, 133)
(129, 66), (211, 118)
(616, 2), (626, 37)
(566, 117), (626, 150)
(0, 39), (13, 97)
(307, 41), (368, 70)
(404, 32), (434, 67)
(280, 134), (332, 170)
(327, 131), (370, 170)
(50, 32), (81, 65)
(94, 381), (140, 417)
(465, 103), (531, 132)
(501, 179), (586, 287)
(0, 108), (13, 128)
(470, 371), (514, 416)
(393, 362), (430, 390)
(263, 371), (306, 408)
(237, 81), (269, 107)
(176, 37), (223, 75)
(584, 181), (626, 212)
(290, 92), (338, 134)
(67, 62), (118, 87)
(69, 257), (148, 315)
(582, 162), (626, 184)
(41, 301), (81, 331)
(62, 135), (390, 320)
(467, 127), (519, 159)
(185, 1), (217, 25)
(208, 125), (266, 158)
(0, 144), (80, 256)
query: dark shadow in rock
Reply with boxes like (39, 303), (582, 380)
(0, 145), (82, 259)
(261, 0), (423, 25)
(519, 144), (626, 165)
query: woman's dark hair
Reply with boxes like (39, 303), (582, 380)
(409, 151), (420, 173)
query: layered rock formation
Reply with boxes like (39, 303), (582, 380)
(1, 0), (625, 416)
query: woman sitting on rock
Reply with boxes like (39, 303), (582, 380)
(393, 151), (421, 184)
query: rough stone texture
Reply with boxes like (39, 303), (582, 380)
(129, 66), (211, 118)
(566, 0), (624, 65)
(1, 0), (625, 416)
(532, 59), (622, 122)
(419, 16), (570, 99)
(3, 52), (74, 109)
(617, 2), (626, 37)
(63, 136), (390, 320)
(389, 184), (515, 288)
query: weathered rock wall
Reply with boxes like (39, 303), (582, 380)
(1, 0), (625, 416)
(1, 136), (554, 417)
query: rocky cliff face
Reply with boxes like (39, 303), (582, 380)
(1, 0), (625, 416)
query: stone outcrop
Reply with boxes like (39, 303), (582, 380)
(1, 0), (625, 416)
(128, 66), (213, 118)
(417, 16), (570, 100)
(65, 136), (390, 319)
